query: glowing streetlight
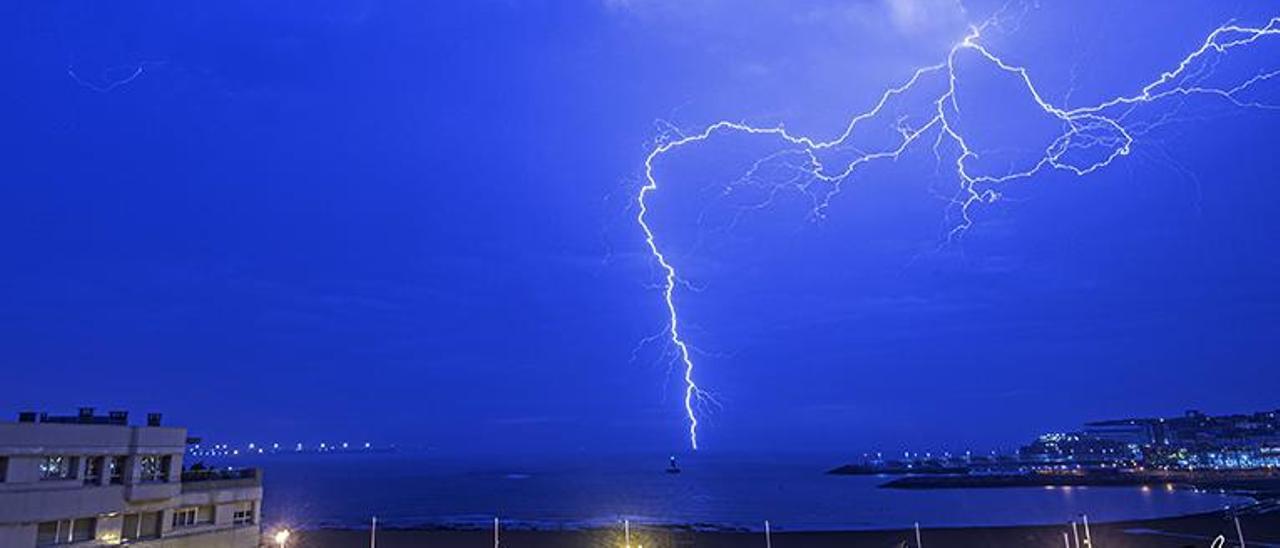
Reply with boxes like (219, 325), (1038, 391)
(273, 529), (291, 547)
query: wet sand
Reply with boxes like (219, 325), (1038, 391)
(292, 508), (1279, 547)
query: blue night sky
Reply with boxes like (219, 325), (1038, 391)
(3, 1), (1279, 455)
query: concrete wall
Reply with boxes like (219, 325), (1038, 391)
(0, 423), (186, 454)
(0, 524), (35, 547)
(2, 456), (52, 483)
(127, 481), (183, 503)
(0, 483), (126, 523)
(132, 524), (261, 548)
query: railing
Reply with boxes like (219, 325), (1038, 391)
(181, 468), (258, 482)
(180, 468), (261, 491)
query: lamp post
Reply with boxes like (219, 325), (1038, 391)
(1234, 510), (1247, 548)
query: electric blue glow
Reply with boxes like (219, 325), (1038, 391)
(639, 13), (1280, 449)
(8, 1), (1280, 454)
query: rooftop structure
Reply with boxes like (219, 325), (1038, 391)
(0, 408), (262, 547)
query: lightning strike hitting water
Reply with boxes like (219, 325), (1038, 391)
(638, 13), (1280, 450)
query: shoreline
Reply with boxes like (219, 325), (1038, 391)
(874, 470), (1280, 494)
(293, 507), (1280, 547)
(281, 485), (1273, 535)
(284, 499), (1267, 534)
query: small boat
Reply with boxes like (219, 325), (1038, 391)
(666, 455), (681, 474)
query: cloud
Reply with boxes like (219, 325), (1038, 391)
(602, 0), (972, 52)
(883, 0), (969, 34)
(796, 0), (969, 38)
(598, 0), (724, 21)
(600, 0), (637, 10)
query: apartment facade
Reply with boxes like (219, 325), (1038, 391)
(0, 409), (262, 547)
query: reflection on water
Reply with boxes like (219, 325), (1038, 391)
(233, 453), (1250, 531)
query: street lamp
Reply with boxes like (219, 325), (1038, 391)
(274, 529), (291, 547)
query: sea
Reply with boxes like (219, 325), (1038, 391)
(227, 452), (1251, 532)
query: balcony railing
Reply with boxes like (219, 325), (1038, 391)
(179, 468), (261, 492)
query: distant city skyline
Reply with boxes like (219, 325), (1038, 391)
(4, 1), (1280, 454)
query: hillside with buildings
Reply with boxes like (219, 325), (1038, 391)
(831, 407), (1280, 492)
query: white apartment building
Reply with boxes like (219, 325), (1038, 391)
(0, 409), (263, 547)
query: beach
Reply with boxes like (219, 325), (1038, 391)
(292, 508), (1279, 547)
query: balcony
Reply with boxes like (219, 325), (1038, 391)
(180, 468), (262, 493)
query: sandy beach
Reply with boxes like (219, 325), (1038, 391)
(291, 508), (1279, 547)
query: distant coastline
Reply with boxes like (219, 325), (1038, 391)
(872, 469), (1280, 497)
(829, 405), (1280, 505)
(827, 463), (1280, 496)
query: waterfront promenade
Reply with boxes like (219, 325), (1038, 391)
(293, 507), (1279, 547)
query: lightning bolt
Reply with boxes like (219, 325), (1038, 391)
(639, 12), (1280, 450)
(67, 62), (155, 93)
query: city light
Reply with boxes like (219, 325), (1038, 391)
(186, 439), (386, 458)
(273, 528), (291, 546)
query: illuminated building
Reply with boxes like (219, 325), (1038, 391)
(0, 408), (262, 546)
(1018, 432), (1142, 466)
(1025, 408), (1280, 471)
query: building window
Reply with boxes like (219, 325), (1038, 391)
(84, 456), (104, 485)
(108, 456), (126, 484)
(172, 507), (198, 527)
(0, 456), (7, 482)
(35, 518), (95, 545)
(172, 505), (214, 528)
(122, 512), (161, 541)
(71, 518), (95, 543)
(198, 504), (216, 524)
(39, 456), (78, 481)
(35, 521), (58, 545)
(139, 455), (171, 483)
(232, 502), (255, 525)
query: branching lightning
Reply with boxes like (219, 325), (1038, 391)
(637, 11), (1280, 449)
